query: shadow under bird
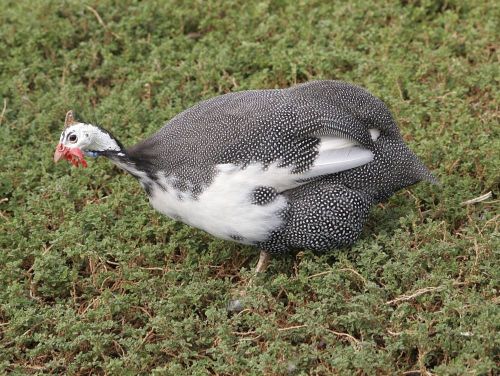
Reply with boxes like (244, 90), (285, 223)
(54, 80), (437, 272)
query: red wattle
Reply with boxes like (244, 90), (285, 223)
(53, 144), (87, 168)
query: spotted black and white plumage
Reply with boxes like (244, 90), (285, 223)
(258, 180), (373, 253)
(55, 80), (436, 255)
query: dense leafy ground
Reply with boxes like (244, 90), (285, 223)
(1, 0), (498, 374)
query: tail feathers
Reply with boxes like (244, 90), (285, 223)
(407, 151), (439, 186)
(336, 140), (439, 203)
(367, 146), (438, 203)
(417, 165), (439, 185)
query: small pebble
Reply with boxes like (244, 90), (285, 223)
(226, 299), (244, 313)
(287, 361), (297, 374)
(317, 339), (327, 350)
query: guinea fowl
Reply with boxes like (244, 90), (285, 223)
(54, 80), (436, 272)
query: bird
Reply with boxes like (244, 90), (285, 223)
(54, 80), (437, 273)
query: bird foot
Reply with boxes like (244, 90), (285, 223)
(254, 250), (270, 274)
(227, 250), (271, 313)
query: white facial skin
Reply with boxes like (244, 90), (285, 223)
(60, 123), (93, 151)
(59, 123), (120, 154)
(55, 122), (123, 167)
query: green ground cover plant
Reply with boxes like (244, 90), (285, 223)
(0, 0), (498, 374)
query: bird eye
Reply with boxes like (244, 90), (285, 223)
(68, 134), (77, 143)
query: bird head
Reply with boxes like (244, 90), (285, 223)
(54, 110), (122, 167)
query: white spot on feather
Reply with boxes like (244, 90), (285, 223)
(369, 128), (380, 141)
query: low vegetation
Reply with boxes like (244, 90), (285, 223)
(0, 0), (498, 374)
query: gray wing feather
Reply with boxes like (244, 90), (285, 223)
(127, 81), (397, 192)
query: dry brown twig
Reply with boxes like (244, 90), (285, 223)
(386, 281), (467, 306)
(85, 5), (121, 39)
(277, 324), (308, 332)
(339, 267), (367, 285)
(307, 267), (366, 287)
(326, 328), (361, 348)
(386, 286), (443, 305)
(460, 191), (493, 206)
(0, 98), (7, 125)
(307, 270), (332, 279)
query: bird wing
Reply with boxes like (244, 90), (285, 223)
(299, 136), (374, 181)
(128, 81), (396, 193)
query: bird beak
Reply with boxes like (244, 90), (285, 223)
(54, 143), (88, 168)
(54, 143), (66, 163)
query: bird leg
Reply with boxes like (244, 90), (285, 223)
(227, 250), (272, 312)
(254, 250), (270, 274)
